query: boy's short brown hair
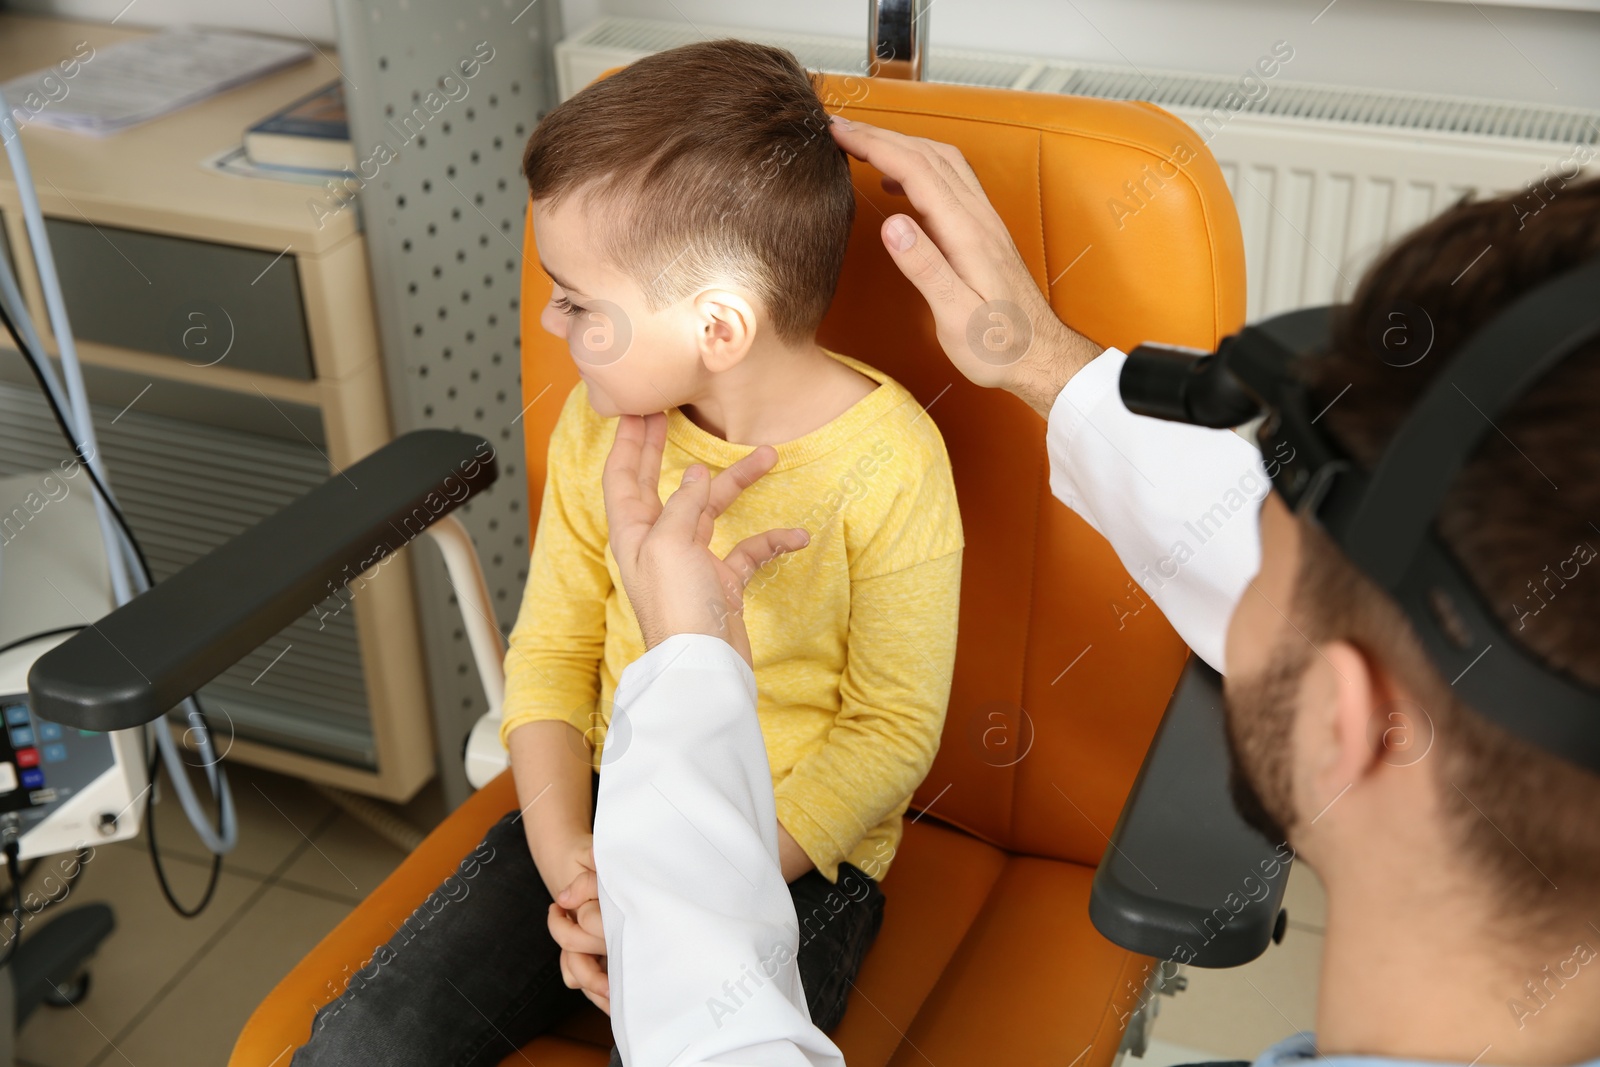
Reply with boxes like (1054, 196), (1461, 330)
(522, 39), (854, 345)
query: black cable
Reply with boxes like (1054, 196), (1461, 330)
(0, 295), (225, 919)
(0, 625), (87, 659)
(145, 737), (222, 917)
(3, 845), (89, 925)
(0, 838), (24, 968)
(0, 298), (156, 583)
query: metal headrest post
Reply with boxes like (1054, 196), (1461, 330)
(869, 0), (929, 80)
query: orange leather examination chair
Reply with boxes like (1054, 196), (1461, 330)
(37, 73), (1261, 1064)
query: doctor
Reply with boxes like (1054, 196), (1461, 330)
(580, 118), (1600, 1067)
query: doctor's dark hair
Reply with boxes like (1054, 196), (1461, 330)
(521, 39), (855, 345)
(1292, 175), (1600, 928)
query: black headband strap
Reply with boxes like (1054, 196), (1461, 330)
(1344, 256), (1600, 588)
(1121, 253), (1600, 776)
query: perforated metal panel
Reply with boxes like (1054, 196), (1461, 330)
(332, 0), (564, 807)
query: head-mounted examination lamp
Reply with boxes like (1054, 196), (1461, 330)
(1117, 255), (1600, 777)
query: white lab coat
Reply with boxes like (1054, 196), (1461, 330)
(594, 346), (1265, 1065)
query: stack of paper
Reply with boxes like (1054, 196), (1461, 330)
(2, 28), (314, 137)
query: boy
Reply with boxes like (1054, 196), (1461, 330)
(294, 38), (960, 1067)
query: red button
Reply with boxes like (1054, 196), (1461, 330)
(15, 749), (38, 768)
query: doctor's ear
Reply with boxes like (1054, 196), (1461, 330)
(1308, 640), (1389, 804)
(691, 288), (757, 373)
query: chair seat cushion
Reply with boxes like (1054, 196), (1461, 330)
(511, 816), (1147, 1067)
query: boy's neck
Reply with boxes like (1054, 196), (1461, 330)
(680, 336), (876, 446)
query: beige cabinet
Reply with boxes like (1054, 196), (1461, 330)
(0, 15), (436, 801)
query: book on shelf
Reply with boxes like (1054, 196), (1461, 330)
(244, 81), (354, 174)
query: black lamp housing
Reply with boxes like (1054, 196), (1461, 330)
(1119, 256), (1600, 775)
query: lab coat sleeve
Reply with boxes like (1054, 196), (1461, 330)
(1045, 346), (1266, 674)
(594, 633), (845, 1067)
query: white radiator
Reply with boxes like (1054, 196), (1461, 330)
(555, 16), (1599, 322)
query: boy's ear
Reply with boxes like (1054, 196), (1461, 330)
(692, 288), (758, 373)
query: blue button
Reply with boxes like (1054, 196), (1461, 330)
(36, 722), (62, 742)
(20, 769), (43, 789)
(3, 707), (28, 726)
(41, 744), (67, 764)
(8, 727), (33, 748)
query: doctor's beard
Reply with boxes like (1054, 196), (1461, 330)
(1222, 631), (1311, 847)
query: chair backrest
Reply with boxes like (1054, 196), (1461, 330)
(517, 74), (1245, 869)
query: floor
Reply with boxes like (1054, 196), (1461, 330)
(10, 760), (1325, 1067)
(1141, 863), (1326, 1063)
(13, 760), (444, 1067)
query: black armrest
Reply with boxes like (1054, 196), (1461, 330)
(28, 430), (498, 732)
(1089, 658), (1292, 968)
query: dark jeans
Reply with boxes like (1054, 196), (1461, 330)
(293, 774), (885, 1066)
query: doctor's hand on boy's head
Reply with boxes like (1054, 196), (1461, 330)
(602, 412), (810, 666)
(827, 116), (1104, 419)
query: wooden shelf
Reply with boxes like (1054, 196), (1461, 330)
(64, 340), (324, 406)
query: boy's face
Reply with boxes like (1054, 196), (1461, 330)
(531, 194), (711, 418)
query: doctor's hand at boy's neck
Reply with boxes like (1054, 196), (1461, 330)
(533, 194), (877, 444)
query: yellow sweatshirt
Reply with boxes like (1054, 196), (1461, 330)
(499, 350), (963, 883)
